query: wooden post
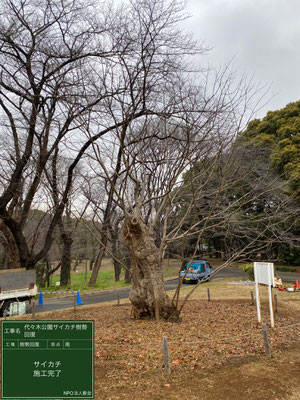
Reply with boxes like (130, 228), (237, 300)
(274, 294), (278, 313)
(207, 288), (210, 302)
(255, 279), (261, 323)
(74, 295), (76, 312)
(163, 336), (171, 375)
(32, 301), (35, 318)
(154, 299), (160, 322)
(262, 323), (271, 358)
(3, 310), (7, 320)
(268, 285), (275, 328)
(251, 291), (254, 305)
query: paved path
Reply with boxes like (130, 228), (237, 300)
(26, 267), (300, 315)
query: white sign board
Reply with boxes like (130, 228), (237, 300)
(254, 262), (275, 287)
(253, 262), (275, 328)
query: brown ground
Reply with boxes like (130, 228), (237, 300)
(5, 280), (300, 400)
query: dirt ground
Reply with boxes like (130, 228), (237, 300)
(7, 279), (299, 400)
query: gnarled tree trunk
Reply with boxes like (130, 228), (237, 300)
(123, 214), (179, 320)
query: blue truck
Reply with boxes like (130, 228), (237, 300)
(180, 259), (212, 284)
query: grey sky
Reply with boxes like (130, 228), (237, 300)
(186, 0), (300, 118)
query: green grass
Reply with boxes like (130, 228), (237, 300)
(39, 270), (130, 295)
(38, 259), (181, 296)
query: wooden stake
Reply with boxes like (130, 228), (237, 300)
(117, 293), (120, 306)
(251, 291), (254, 305)
(74, 295), (76, 312)
(163, 336), (171, 375)
(262, 323), (271, 358)
(207, 288), (210, 302)
(32, 301), (35, 318)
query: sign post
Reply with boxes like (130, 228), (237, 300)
(254, 262), (275, 328)
(255, 275), (261, 323)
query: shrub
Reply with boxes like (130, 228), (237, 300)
(240, 263), (254, 280)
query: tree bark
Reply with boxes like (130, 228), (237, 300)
(60, 234), (73, 286)
(0, 221), (20, 268)
(36, 263), (46, 288)
(113, 259), (122, 282)
(89, 258), (94, 271)
(123, 214), (179, 320)
(124, 255), (131, 284)
(88, 247), (105, 286)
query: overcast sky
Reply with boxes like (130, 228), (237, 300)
(185, 0), (300, 119)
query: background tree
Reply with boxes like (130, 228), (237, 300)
(175, 144), (300, 262)
(242, 100), (300, 199)
(241, 100), (300, 263)
(44, 147), (87, 286)
(0, 0), (117, 268)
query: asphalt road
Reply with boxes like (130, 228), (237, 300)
(26, 267), (300, 315)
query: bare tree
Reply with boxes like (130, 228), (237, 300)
(89, 60), (298, 320)
(0, 0), (199, 270)
(0, 0), (116, 268)
(69, 0), (204, 286)
(43, 147), (87, 286)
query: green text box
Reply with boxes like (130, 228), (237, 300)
(1, 320), (94, 399)
(63, 340), (92, 349)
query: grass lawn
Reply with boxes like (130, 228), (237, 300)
(40, 258), (183, 295)
(40, 269), (130, 296)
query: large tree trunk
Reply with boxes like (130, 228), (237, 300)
(0, 221), (20, 268)
(123, 214), (179, 320)
(36, 263), (46, 288)
(60, 234), (73, 286)
(113, 259), (122, 281)
(88, 247), (105, 286)
(88, 217), (109, 287)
